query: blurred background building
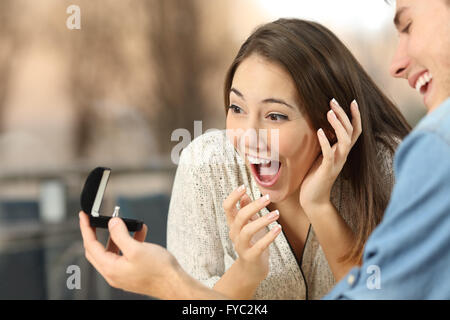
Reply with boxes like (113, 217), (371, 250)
(0, 0), (426, 299)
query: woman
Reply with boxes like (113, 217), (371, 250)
(167, 18), (411, 299)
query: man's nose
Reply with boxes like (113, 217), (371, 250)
(389, 43), (410, 78)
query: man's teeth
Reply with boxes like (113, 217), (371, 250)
(415, 72), (433, 93)
(247, 155), (271, 165)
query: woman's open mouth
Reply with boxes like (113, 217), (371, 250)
(247, 154), (282, 188)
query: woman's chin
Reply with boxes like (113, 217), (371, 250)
(256, 182), (288, 203)
(257, 176), (303, 205)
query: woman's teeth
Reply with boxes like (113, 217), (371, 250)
(247, 154), (271, 165)
(415, 72), (432, 94)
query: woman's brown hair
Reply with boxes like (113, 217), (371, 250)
(223, 19), (411, 264)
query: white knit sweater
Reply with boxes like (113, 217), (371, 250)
(167, 130), (395, 299)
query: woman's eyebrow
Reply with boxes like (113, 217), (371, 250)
(262, 98), (295, 109)
(230, 88), (245, 100)
(231, 88), (294, 109)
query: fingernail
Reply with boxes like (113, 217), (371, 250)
(352, 99), (359, 109)
(329, 109), (337, 119)
(237, 184), (245, 192)
(266, 210), (280, 220)
(261, 194), (270, 203)
(318, 128), (325, 136)
(109, 218), (119, 229)
(272, 224), (282, 233)
(331, 98), (339, 107)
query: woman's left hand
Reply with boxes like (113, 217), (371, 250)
(299, 99), (362, 213)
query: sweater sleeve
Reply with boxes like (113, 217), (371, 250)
(166, 144), (225, 289)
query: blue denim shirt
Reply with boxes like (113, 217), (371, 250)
(324, 98), (450, 299)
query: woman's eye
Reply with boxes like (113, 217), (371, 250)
(227, 105), (243, 114)
(267, 113), (288, 122)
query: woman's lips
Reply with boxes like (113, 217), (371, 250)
(250, 161), (282, 188)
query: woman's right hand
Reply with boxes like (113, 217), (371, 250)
(223, 186), (282, 283)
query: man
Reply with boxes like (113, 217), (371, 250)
(324, 0), (450, 299)
(79, 0), (450, 299)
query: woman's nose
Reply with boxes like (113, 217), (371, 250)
(240, 117), (267, 153)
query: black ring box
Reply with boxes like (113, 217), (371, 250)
(80, 167), (143, 232)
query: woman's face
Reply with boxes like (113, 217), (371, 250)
(226, 54), (320, 203)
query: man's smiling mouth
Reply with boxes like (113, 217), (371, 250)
(414, 71), (433, 94)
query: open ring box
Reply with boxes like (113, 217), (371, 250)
(80, 167), (143, 232)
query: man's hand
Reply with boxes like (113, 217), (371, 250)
(79, 211), (224, 299)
